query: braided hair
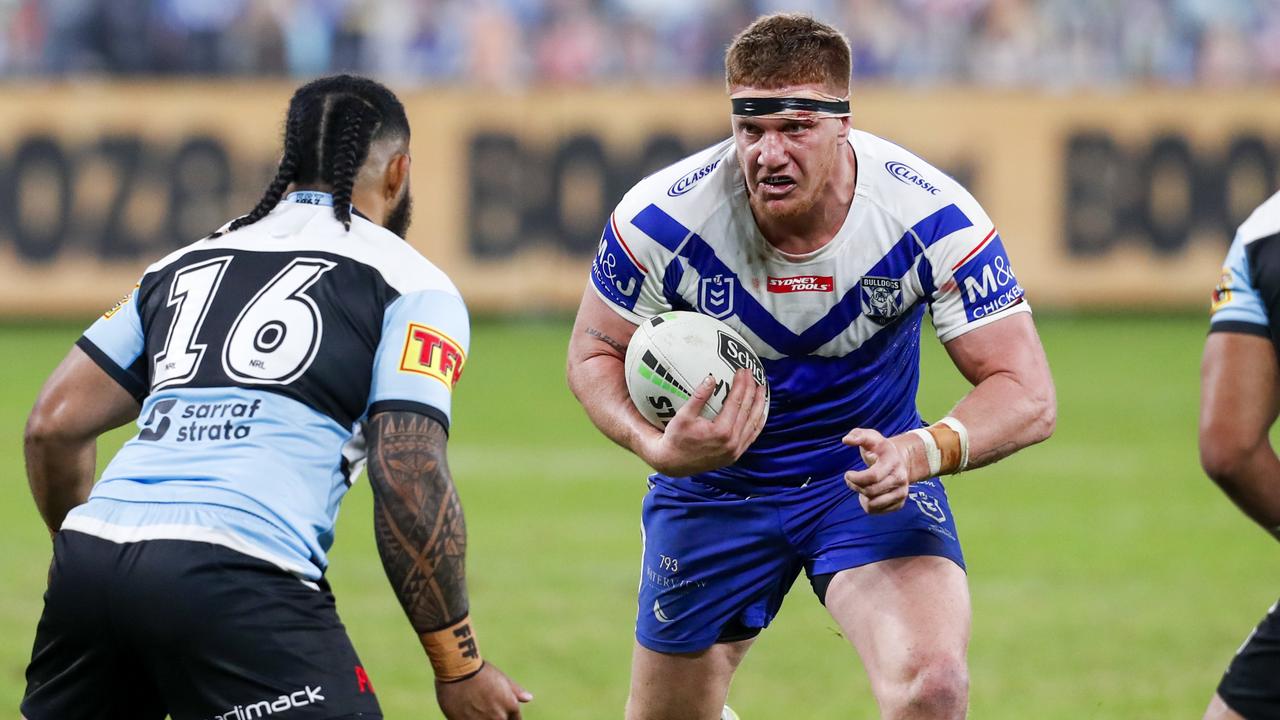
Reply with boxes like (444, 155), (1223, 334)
(217, 75), (410, 236)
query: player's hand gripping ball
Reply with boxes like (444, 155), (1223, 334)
(624, 311), (770, 429)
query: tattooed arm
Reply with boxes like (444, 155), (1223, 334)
(365, 409), (532, 717)
(366, 410), (468, 634)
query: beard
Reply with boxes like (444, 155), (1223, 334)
(384, 191), (413, 239)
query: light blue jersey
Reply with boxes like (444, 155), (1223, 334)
(66, 195), (469, 580)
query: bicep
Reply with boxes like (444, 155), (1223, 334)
(365, 409), (451, 494)
(942, 312), (1051, 389)
(568, 286), (641, 369)
(1200, 332), (1280, 448)
(29, 345), (140, 439)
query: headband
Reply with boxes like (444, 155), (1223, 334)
(729, 88), (851, 119)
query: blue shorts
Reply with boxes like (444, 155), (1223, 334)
(636, 473), (964, 654)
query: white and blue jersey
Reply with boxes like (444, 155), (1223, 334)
(65, 194), (469, 582)
(1211, 189), (1280, 344)
(591, 130), (1030, 494)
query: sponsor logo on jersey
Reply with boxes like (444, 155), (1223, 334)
(859, 276), (904, 325)
(653, 599), (676, 623)
(884, 161), (941, 195)
(667, 158), (721, 197)
(102, 284), (139, 319)
(767, 275), (834, 293)
(137, 398), (262, 443)
(592, 217), (645, 310)
(399, 323), (466, 389)
(716, 332), (767, 388)
(1211, 267), (1233, 313)
(699, 274), (735, 319)
(953, 234), (1024, 322)
(209, 685), (325, 720)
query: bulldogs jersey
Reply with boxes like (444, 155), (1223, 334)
(64, 195), (469, 581)
(591, 130), (1029, 492)
(1211, 189), (1280, 348)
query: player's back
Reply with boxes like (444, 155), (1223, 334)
(65, 195), (468, 580)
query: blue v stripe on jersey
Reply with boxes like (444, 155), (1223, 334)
(630, 203), (971, 356)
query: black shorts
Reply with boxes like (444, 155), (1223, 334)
(1218, 598), (1280, 720)
(22, 531), (382, 720)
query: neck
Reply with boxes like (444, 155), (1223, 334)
(753, 142), (857, 255)
(287, 183), (384, 224)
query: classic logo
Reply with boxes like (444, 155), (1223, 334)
(884, 161), (941, 195)
(767, 275), (834, 293)
(716, 332), (767, 389)
(653, 599), (676, 624)
(667, 158), (721, 197)
(399, 323), (466, 390)
(699, 275), (735, 319)
(859, 276), (904, 325)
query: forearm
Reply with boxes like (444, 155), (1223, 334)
(366, 411), (477, 674)
(1207, 440), (1280, 539)
(945, 369), (1055, 470)
(567, 351), (661, 461)
(24, 433), (96, 535)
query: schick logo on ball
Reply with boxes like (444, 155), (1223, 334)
(699, 275), (735, 319)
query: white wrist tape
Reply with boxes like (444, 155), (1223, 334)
(937, 416), (970, 472)
(909, 428), (942, 476)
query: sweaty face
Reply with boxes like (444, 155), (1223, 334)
(384, 180), (413, 239)
(731, 91), (848, 223)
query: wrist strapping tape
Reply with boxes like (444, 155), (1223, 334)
(909, 428), (941, 476)
(420, 614), (484, 682)
(936, 416), (970, 473)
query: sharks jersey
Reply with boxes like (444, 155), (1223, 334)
(591, 130), (1029, 492)
(1211, 189), (1280, 348)
(64, 196), (469, 581)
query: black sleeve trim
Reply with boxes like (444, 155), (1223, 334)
(1208, 321), (1271, 338)
(367, 400), (450, 435)
(75, 337), (147, 402)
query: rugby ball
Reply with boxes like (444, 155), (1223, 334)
(624, 311), (769, 429)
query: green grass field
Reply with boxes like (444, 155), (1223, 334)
(2, 314), (1277, 719)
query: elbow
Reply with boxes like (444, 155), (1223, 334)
(1025, 386), (1056, 446)
(24, 397), (83, 450)
(1199, 431), (1255, 490)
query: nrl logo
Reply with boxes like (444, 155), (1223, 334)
(859, 276), (904, 326)
(699, 274), (735, 319)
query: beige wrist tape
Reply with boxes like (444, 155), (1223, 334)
(420, 615), (484, 682)
(916, 416), (971, 475)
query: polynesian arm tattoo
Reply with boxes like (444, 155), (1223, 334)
(366, 410), (468, 633)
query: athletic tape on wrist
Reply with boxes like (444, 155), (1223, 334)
(936, 416), (970, 472)
(909, 428), (942, 476)
(420, 614), (484, 681)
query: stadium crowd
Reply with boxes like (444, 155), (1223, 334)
(0, 0), (1277, 88)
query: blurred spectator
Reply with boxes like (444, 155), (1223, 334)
(4, 0), (1280, 88)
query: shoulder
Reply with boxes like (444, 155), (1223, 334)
(613, 139), (737, 230)
(1237, 190), (1280, 247)
(348, 218), (462, 299)
(854, 130), (988, 239)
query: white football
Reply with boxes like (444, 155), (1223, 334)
(624, 311), (770, 429)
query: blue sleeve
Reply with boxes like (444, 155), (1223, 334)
(367, 290), (470, 431)
(1210, 233), (1269, 336)
(77, 285), (148, 401)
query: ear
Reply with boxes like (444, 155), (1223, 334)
(384, 153), (410, 201)
(835, 116), (851, 143)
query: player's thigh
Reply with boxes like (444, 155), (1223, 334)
(627, 638), (753, 720)
(825, 556), (971, 697)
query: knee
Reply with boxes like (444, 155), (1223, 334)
(885, 655), (968, 720)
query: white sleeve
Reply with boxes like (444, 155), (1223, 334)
(588, 208), (673, 324)
(925, 202), (1030, 343)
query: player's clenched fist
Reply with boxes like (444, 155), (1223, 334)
(435, 662), (533, 720)
(842, 428), (911, 514)
(642, 369), (768, 476)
